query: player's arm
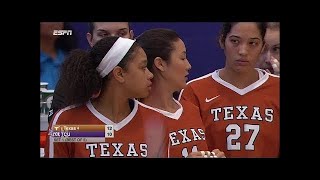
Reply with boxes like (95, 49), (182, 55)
(178, 85), (200, 108)
(44, 111), (72, 158)
(44, 133), (71, 158)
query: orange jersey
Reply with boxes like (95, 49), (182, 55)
(179, 69), (280, 158)
(138, 99), (208, 158)
(40, 132), (47, 148)
(45, 99), (168, 158)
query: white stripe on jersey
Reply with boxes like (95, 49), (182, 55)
(178, 72), (214, 101)
(49, 105), (79, 158)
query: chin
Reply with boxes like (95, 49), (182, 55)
(139, 90), (150, 99)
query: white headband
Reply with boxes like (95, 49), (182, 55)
(96, 37), (136, 78)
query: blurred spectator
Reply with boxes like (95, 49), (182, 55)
(40, 22), (78, 89)
(256, 22), (280, 75)
(49, 22), (133, 122)
(86, 22), (134, 47)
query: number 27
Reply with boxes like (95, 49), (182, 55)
(226, 124), (260, 150)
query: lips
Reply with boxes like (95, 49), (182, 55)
(236, 59), (248, 62)
(185, 73), (189, 81)
(235, 59), (249, 66)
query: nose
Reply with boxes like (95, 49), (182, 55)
(265, 51), (271, 62)
(238, 44), (248, 56)
(186, 59), (192, 71)
(146, 68), (154, 80)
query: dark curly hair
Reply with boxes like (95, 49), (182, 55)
(60, 36), (140, 105)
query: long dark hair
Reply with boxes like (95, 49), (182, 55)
(136, 28), (181, 72)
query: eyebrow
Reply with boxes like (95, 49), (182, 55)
(140, 59), (148, 66)
(229, 35), (261, 41)
(97, 28), (128, 32)
(96, 29), (108, 33)
(265, 43), (280, 49)
(117, 28), (128, 31)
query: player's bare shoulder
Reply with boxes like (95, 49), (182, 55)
(186, 72), (214, 88)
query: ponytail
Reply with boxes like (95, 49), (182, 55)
(60, 49), (102, 105)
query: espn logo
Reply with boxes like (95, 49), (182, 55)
(53, 30), (72, 36)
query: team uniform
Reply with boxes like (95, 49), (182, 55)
(138, 99), (208, 158)
(45, 99), (168, 158)
(179, 68), (279, 158)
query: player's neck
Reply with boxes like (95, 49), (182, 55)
(92, 87), (131, 123)
(142, 80), (179, 113)
(219, 68), (259, 89)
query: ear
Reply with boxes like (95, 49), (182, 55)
(154, 57), (166, 72)
(112, 66), (125, 83)
(129, 30), (134, 39)
(219, 35), (225, 49)
(86, 33), (94, 47)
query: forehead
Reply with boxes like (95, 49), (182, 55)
(128, 47), (147, 65)
(229, 22), (262, 39)
(94, 22), (129, 31)
(172, 38), (186, 51)
(265, 29), (280, 44)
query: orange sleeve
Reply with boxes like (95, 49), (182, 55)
(44, 111), (72, 158)
(179, 85), (200, 108)
(44, 136), (71, 158)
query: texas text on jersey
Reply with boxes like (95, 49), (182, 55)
(180, 69), (280, 158)
(45, 99), (168, 158)
(138, 99), (209, 158)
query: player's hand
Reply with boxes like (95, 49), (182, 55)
(187, 151), (207, 158)
(266, 57), (280, 76)
(211, 149), (226, 158)
(187, 149), (226, 158)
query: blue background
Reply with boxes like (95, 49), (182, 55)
(70, 22), (225, 81)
